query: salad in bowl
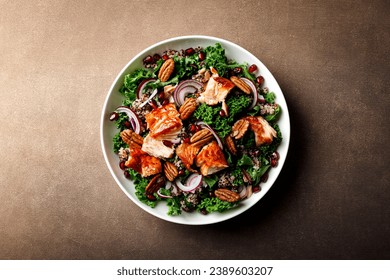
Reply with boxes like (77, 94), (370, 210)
(101, 36), (289, 224)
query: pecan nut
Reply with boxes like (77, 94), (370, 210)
(120, 129), (144, 149)
(179, 98), (197, 120)
(230, 119), (249, 139)
(145, 174), (165, 196)
(164, 161), (178, 181)
(215, 189), (240, 203)
(158, 58), (175, 82)
(190, 128), (213, 145)
(225, 135), (237, 155)
(230, 76), (252, 94)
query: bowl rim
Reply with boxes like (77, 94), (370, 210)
(100, 35), (290, 225)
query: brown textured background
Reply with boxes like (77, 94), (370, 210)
(1, 0), (389, 259)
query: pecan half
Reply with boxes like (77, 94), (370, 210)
(179, 98), (197, 120)
(145, 174), (165, 196)
(215, 189), (240, 202)
(120, 129), (144, 149)
(164, 161), (178, 181)
(230, 76), (252, 94)
(225, 135), (237, 155)
(158, 58), (175, 82)
(190, 128), (213, 148)
(230, 119), (249, 139)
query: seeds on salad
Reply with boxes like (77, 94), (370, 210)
(256, 76), (264, 86)
(248, 64), (258, 73)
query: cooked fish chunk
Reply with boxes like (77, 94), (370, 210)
(245, 116), (277, 146)
(176, 143), (200, 172)
(198, 69), (235, 105)
(145, 103), (182, 140)
(125, 147), (162, 177)
(142, 134), (174, 159)
(195, 141), (228, 176)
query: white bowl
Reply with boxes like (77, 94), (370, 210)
(100, 35), (290, 225)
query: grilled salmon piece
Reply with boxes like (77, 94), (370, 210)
(141, 134), (174, 159)
(198, 69), (235, 105)
(176, 143), (200, 172)
(195, 141), (228, 176)
(145, 103), (182, 140)
(125, 147), (162, 177)
(245, 116), (277, 146)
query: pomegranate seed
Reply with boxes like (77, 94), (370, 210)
(162, 54), (169, 60)
(253, 185), (261, 193)
(124, 170), (131, 179)
(147, 194), (156, 201)
(183, 137), (190, 143)
(185, 48), (195, 56)
(124, 120), (132, 129)
(248, 64), (258, 73)
(158, 92), (165, 100)
(162, 140), (173, 148)
(178, 169), (185, 175)
(189, 124), (196, 133)
(258, 98), (266, 104)
(198, 51), (206, 61)
(200, 208), (208, 215)
(162, 99), (169, 105)
(109, 112), (119, 121)
(195, 125), (201, 132)
(271, 151), (280, 161)
(149, 99), (158, 110)
(143, 55), (154, 65)
(119, 161), (126, 170)
(153, 54), (161, 61)
(233, 67), (242, 74)
(253, 150), (260, 157)
(261, 173), (268, 183)
(219, 110), (226, 117)
(271, 158), (278, 167)
(256, 76), (264, 85)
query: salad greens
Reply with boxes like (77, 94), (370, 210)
(111, 43), (283, 216)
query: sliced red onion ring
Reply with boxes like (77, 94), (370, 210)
(246, 185), (253, 199)
(175, 173), (203, 193)
(239, 186), (247, 199)
(174, 80), (203, 106)
(139, 88), (158, 108)
(241, 77), (258, 110)
(157, 189), (172, 199)
(136, 78), (156, 99)
(165, 181), (172, 190)
(115, 106), (141, 134)
(258, 94), (266, 104)
(195, 121), (223, 150)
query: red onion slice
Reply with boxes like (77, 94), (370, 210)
(136, 78), (156, 99)
(258, 94), (266, 104)
(157, 189), (173, 199)
(174, 80), (203, 106)
(115, 106), (141, 134)
(175, 173), (202, 193)
(139, 88), (158, 108)
(239, 186), (247, 199)
(195, 121), (223, 150)
(241, 77), (258, 110)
